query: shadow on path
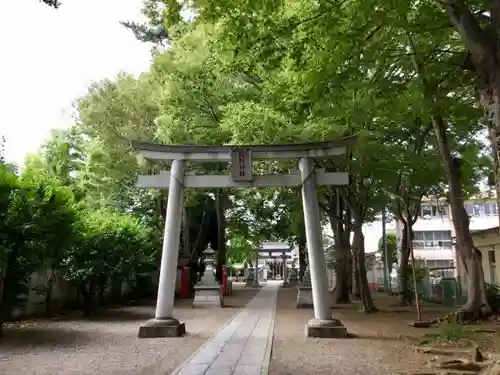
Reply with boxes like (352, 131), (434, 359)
(0, 326), (92, 349)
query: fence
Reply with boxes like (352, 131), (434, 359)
(376, 276), (467, 307)
(418, 277), (467, 306)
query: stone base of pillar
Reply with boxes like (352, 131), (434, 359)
(296, 287), (313, 308)
(192, 286), (224, 308)
(281, 280), (290, 288)
(305, 318), (348, 338)
(138, 318), (186, 338)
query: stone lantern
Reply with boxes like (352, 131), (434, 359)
(192, 245), (224, 308)
(297, 261), (313, 308)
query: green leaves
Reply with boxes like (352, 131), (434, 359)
(220, 102), (297, 144)
(227, 231), (253, 264)
(63, 209), (160, 284)
(0, 131), (161, 315)
(378, 233), (398, 274)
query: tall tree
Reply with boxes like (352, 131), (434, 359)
(437, 1), (500, 221)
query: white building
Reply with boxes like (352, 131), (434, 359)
(392, 198), (498, 277)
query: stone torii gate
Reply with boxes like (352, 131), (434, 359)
(255, 243), (292, 281)
(132, 139), (353, 338)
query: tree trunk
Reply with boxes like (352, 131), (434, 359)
(334, 239), (351, 303)
(328, 193), (352, 303)
(353, 223), (377, 313)
(0, 246), (23, 327)
(330, 215), (350, 303)
(298, 232), (307, 281)
(0, 276), (3, 338)
(398, 220), (412, 305)
(80, 281), (94, 317)
(440, 2), (500, 225)
(215, 190), (226, 281)
(432, 114), (491, 318)
(189, 210), (211, 291)
(351, 249), (361, 300)
(44, 275), (56, 317)
(98, 274), (106, 306)
(486, 98), (500, 227)
(111, 275), (123, 302)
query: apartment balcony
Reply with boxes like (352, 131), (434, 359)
(412, 241), (454, 261)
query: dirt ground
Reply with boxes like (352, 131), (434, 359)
(0, 285), (259, 375)
(336, 292), (457, 339)
(335, 293), (500, 351)
(269, 289), (455, 375)
(4, 285), (496, 375)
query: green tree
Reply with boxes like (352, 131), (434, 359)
(227, 231), (253, 265)
(64, 0), (490, 320)
(175, 0), (488, 318)
(434, 2), (500, 219)
(63, 209), (158, 316)
(19, 168), (78, 316)
(377, 233), (398, 277)
(0, 168), (77, 332)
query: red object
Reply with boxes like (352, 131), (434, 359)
(222, 265), (228, 296)
(180, 266), (190, 298)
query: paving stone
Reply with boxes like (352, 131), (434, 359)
(233, 364), (262, 375)
(205, 365), (234, 375)
(176, 363), (209, 375)
(189, 343), (225, 365)
(170, 282), (279, 375)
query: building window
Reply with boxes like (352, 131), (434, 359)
(464, 203), (499, 217)
(413, 230), (452, 249)
(484, 204), (491, 216)
(473, 204), (482, 216)
(421, 205), (433, 217)
(420, 204), (448, 218)
(489, 250), (497, 284)
(438, 206), (448, 217)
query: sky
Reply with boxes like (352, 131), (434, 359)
(0, 0), (152, 166)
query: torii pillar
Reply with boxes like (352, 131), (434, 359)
(138, 159), (186, 338)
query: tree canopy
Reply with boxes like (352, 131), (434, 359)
(6, 0), (499, 321)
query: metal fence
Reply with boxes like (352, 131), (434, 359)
(376, 276), (467, 307)
(418, 277), (467, 306)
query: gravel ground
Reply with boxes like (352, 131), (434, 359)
(0, 286), (258, 375)
(269, 288), (428, 375)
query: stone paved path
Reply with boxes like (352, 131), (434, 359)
(170, 282), (278, 375)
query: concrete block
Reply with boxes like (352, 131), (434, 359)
(296, 287), (313, 308)
(305, 318), (348, 338)
(137, 318), (186, 338)
(193, 286), (224, 308)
